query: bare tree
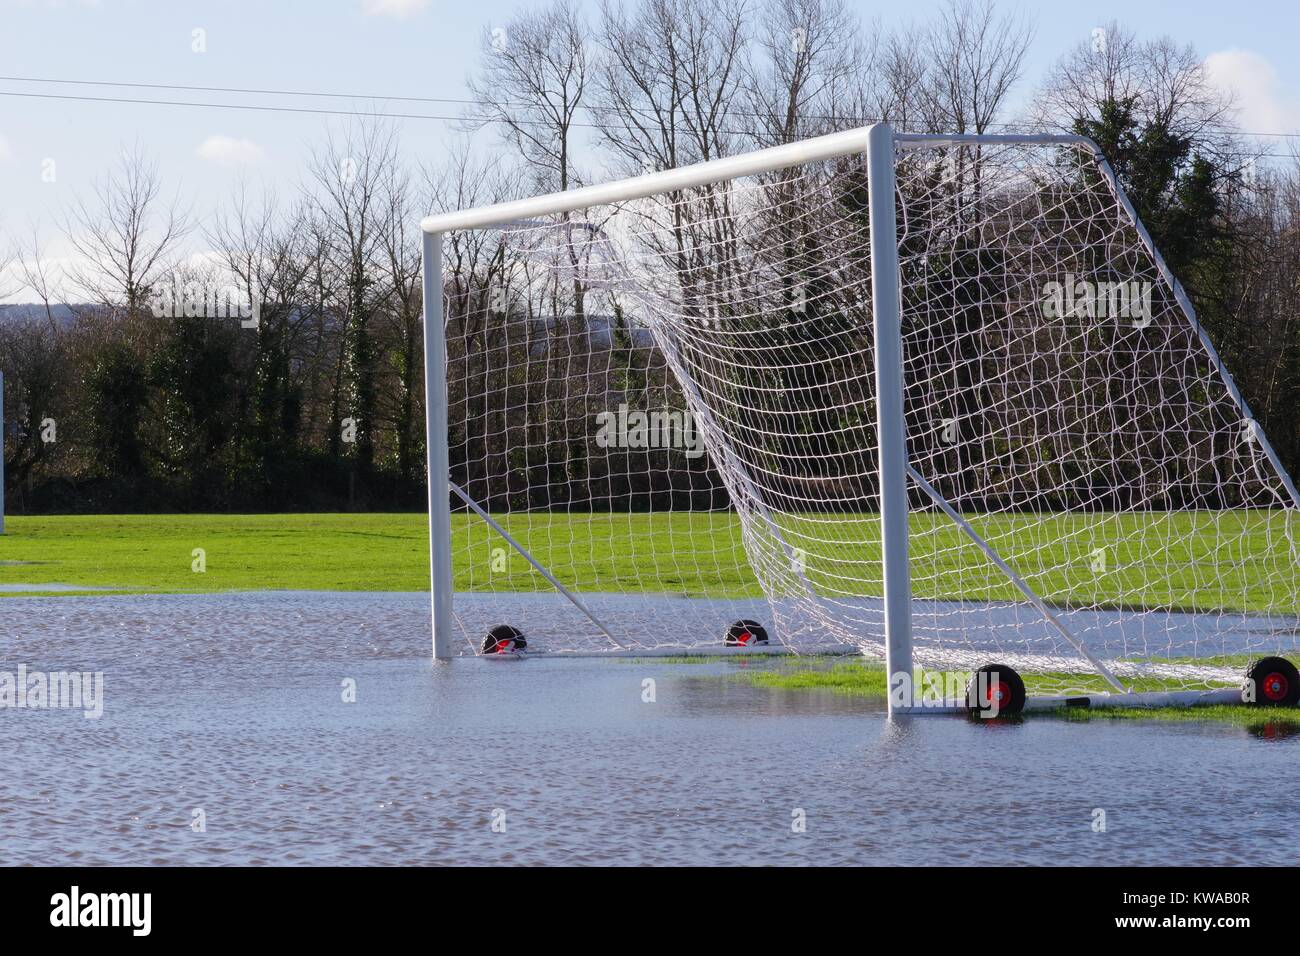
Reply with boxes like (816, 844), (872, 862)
(466, 0), (591, 194)
(1035, 21), (1233, 145)
(745, 0), (874, 146)
(0, 223), (16, 302)
(61, 144), (190, 316)
(375, 158), (427, 484)
(16, 225), (65, 333)
(870, 28), (933, 132)
(430, 143), (519, 330)
(208, 183), (318, 459)
(590, 0), (754, 332)
(592, 0), (751, 175)
(919, 0), (1033, 134)
(305, 119), (398, 474)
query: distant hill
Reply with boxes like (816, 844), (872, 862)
(581, 313), (655, 348)
(0, 305), (658, 346)
(0, 303), (80, 326)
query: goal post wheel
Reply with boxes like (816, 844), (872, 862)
(481, 624), (528, 657)
(1245, 657), (1300, 707)
(724, 620), (769, 647)
(965, 664), (1027, 718)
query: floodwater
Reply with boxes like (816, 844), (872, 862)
(2, 591), (1298, 865)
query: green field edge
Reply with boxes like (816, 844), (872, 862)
(710, 658), (1298, 727)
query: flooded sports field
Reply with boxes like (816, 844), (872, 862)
(3, 591), (1298, 865)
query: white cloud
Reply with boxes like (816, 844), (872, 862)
(361, 0), (429, 18)
(1204, 49), (1300, 135)
(0, 135), (12, 162)
(185, 250), (226, 268)
(0, 241), (79, 305)
(196, 135), (264, 165)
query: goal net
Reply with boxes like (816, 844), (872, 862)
(427, 127), (1300, 698)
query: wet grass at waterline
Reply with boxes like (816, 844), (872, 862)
(731, 658), (1232, 698)
(1047, 703), (1300, 730)
(723, 658), (1298, 727)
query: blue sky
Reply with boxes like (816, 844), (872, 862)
(0, 0), (1297, 299)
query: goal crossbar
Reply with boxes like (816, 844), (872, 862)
(422, 129), (1104, 235)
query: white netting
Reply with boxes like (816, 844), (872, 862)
(440, 136), (1300, 692)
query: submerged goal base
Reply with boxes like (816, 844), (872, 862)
(489, 642), (864, 659)
(893, 686), (1245, 716)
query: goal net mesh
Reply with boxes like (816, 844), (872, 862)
(440, 137), (1300, 694)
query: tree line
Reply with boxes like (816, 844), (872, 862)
(0, 0), (1298, 514)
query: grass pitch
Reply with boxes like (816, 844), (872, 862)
(0, 514), (432, 595)
(0, 511), (1293, 615)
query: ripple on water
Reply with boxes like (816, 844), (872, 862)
(3, 591), (1299, 864)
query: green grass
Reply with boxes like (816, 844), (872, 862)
(0, 514), (433, 594)
(0, 511), (1293, 617)
(731, 658), (1236, 699)
(741, 660), (893, 697)
(0, 512), (758, 595)
(1049, 703), (1300, 730)
(725, 657), (1299, 726)
(458, 509), (1297, 614)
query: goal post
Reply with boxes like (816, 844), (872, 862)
(865, 123), (913, 698)
(419, 122), (1300, 714)
(421, 231), (454, 659)
(420, 123), (893, 663)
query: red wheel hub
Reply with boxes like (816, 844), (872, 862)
(1262, 671), (1289, 702)
(984, 680), (1006, 707)
(736, 631), (753, 645)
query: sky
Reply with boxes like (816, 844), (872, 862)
(0, 0), (1298, 301)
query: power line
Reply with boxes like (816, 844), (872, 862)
(2, 74), (854, 130)
(2, 73), (1299, 142)
(0, 89), (485, 125)
(0, 74), (483, 109)
(0, 85), (854, 138)
(2, 73), (1300, 140)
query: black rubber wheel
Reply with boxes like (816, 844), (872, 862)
(966, 663), (1026, 717)
(482, 624), (527, 655)
(1246, 656), (1300, 707)
(724, 619), (769, 647)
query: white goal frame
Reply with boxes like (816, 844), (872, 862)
(418, 123), (1298, 714)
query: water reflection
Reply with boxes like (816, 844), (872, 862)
(1247, 719), (1300, 741)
